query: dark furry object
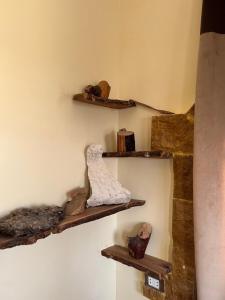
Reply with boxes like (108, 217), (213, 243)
(0, 206), (64, 237)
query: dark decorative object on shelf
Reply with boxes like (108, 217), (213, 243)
(64, 187), (88, 216)
(117, 128), (135, 152)
(84, 80), (111, 100)
(73, 81), (174, 113)
(97, 81), (111, 98)
(128, 223), (152, 259)
(0, 206), (64, 237)
(84, 84), (102, 97)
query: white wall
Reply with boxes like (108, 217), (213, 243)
(0, 1), (120, 299)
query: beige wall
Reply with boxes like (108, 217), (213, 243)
(119, 0), (202, 113)
(0, 1), (120, 299)
(0, 1), (202, 300)
(116, 107), (173, 300)
(116, 1), (202, 299)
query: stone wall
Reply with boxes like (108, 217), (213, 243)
(144, 106), (196, 299)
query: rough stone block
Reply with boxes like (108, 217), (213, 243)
(173, 198), (193, 222)
(173, 245), (195, 268)
(172, 246), (195, 282)
(151, 114), (194, 154)
(173, 155), (193, 200)
(172, 218), (194, 248)
(149, 106), (195, 300)
(172, 198), (195, 283)
(143, 286), (166, 300)
(143, 274), (173, 300)
(172, 280), (197, 300)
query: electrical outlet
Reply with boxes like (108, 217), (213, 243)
(145, 272), (165, 292)
(147, 276), (160, 290)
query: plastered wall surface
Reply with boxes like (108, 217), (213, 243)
(119, 0), (202, 114)
(0, 1), (120, 299)
(0, 1), (202, 300)
(116, 107), (173, 300)
(116, 1), (202, 299)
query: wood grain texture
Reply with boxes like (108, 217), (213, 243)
(73, 93), (136, 109)
(103, 151), (172, 159)
(73, 93), (174, 114)
(101, 245), (172, 277)
(117, 129), (135, 152)
(55, 200), (144, 233)
(0, 200), (145, 250)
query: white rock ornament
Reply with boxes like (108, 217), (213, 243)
(86, 144), (131, 207)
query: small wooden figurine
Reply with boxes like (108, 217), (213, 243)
(128, 223), (152, 259)
(64, 187), (88, 216)
(98, 80), (111, 98)
(84, 80), (111, 101)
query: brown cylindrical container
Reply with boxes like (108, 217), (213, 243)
(117, 128), (135, 152)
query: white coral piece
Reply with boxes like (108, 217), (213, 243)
(87, 144), (131, 207)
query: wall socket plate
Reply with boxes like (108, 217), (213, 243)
(145, 272), (165, 292)
(147, 276), (160, 289)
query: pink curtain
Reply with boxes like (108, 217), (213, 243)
(194, 1), (225, 299)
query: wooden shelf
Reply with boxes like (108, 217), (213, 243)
(73, 94), (174, 114)
(73, 93), (136, 109)
(103, 150), (172, 159)
(102, 245), (172, 278)
(0, 200), (145, 250)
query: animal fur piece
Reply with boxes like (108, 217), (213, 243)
(0, 206), (64, 237)
(87, 144), (131, 207)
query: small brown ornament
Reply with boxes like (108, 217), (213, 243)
(83, 80), (111, 101)
(64, 188), (88, 216)
(98, 80), (111, 99)
(84, 85), (102, 98)
(128, 223), (152, 259)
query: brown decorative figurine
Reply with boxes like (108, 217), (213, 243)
(98, 80), (111, 98)
(128, 223), (152, 259)
(64, 187), (88, 216)
(84, 80), (111, 101)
